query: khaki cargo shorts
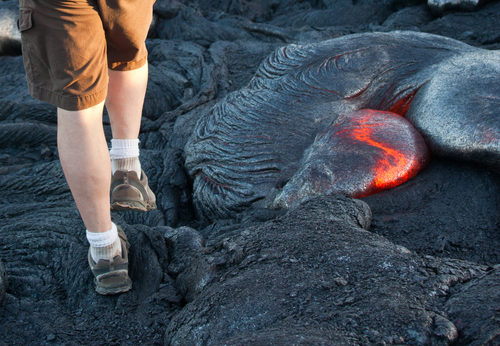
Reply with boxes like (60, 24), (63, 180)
(18, 0), (155, 111)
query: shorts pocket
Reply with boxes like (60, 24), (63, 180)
(18, 8), (32, 32)
(18, 8), (38, 85)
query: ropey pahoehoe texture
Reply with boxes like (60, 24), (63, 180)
(2, 0), (500, 345)
(185, 30), (500, 221)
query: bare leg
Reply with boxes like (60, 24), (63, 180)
(57, 63), (149, 232)
(57, 101), (112, 233)
(106, 63), (148, 139)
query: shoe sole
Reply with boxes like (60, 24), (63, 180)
(110, 199), (157, 212)
(94, 270), (133, 295)
(90, 226), (133, 296)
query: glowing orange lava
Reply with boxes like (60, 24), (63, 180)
(336, 110), (427, 198)
(388, 93), (415, 116)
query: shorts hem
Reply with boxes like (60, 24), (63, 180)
(109, 55), (148, 71)
(28, 83), (108, 111)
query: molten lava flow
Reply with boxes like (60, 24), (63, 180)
(335, 110), (428, 198)
(388, 92), (415, 116)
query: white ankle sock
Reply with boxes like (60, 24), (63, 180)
(109, 139), (141, 175)
(87, 223), (122, 262)
(109, 139), (140, 159)
(111, 157), (142, 176)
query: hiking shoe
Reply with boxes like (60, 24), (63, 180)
(88, 226), (132, 295)
(110, 169), (157, 212)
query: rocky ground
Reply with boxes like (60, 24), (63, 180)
(1, 0), (500, 345)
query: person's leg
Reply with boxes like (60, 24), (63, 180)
(106, 63), (157, 212)
(106, 63), (148, 140)
(57, 101), (111, 233)
(20, 0), (135, 294)
(57, 101), (124, 263)
(98, 0), (151, 174)
(107, 63), (146, 176)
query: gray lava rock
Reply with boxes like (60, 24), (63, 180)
(270, 2), (392, 28)
(164, 226), (213, 302)
(422, 0), (500, 49)
(405, 49), (500, 168)
(445, 266), (500, 344)
(0, 191), (176, 344)
(433, 315), (458, 343)
(2, 0), (500, 344)
(381, 4), (434, 30)
(0, 1), (21, 56)
(214, 327), (357, 346)
(165, 195), (487, 345)
(363, 159), (500, 265)
(428, 0), (487, 15)
(155, 6), (256, 47)
(0, 260), (7, 306)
